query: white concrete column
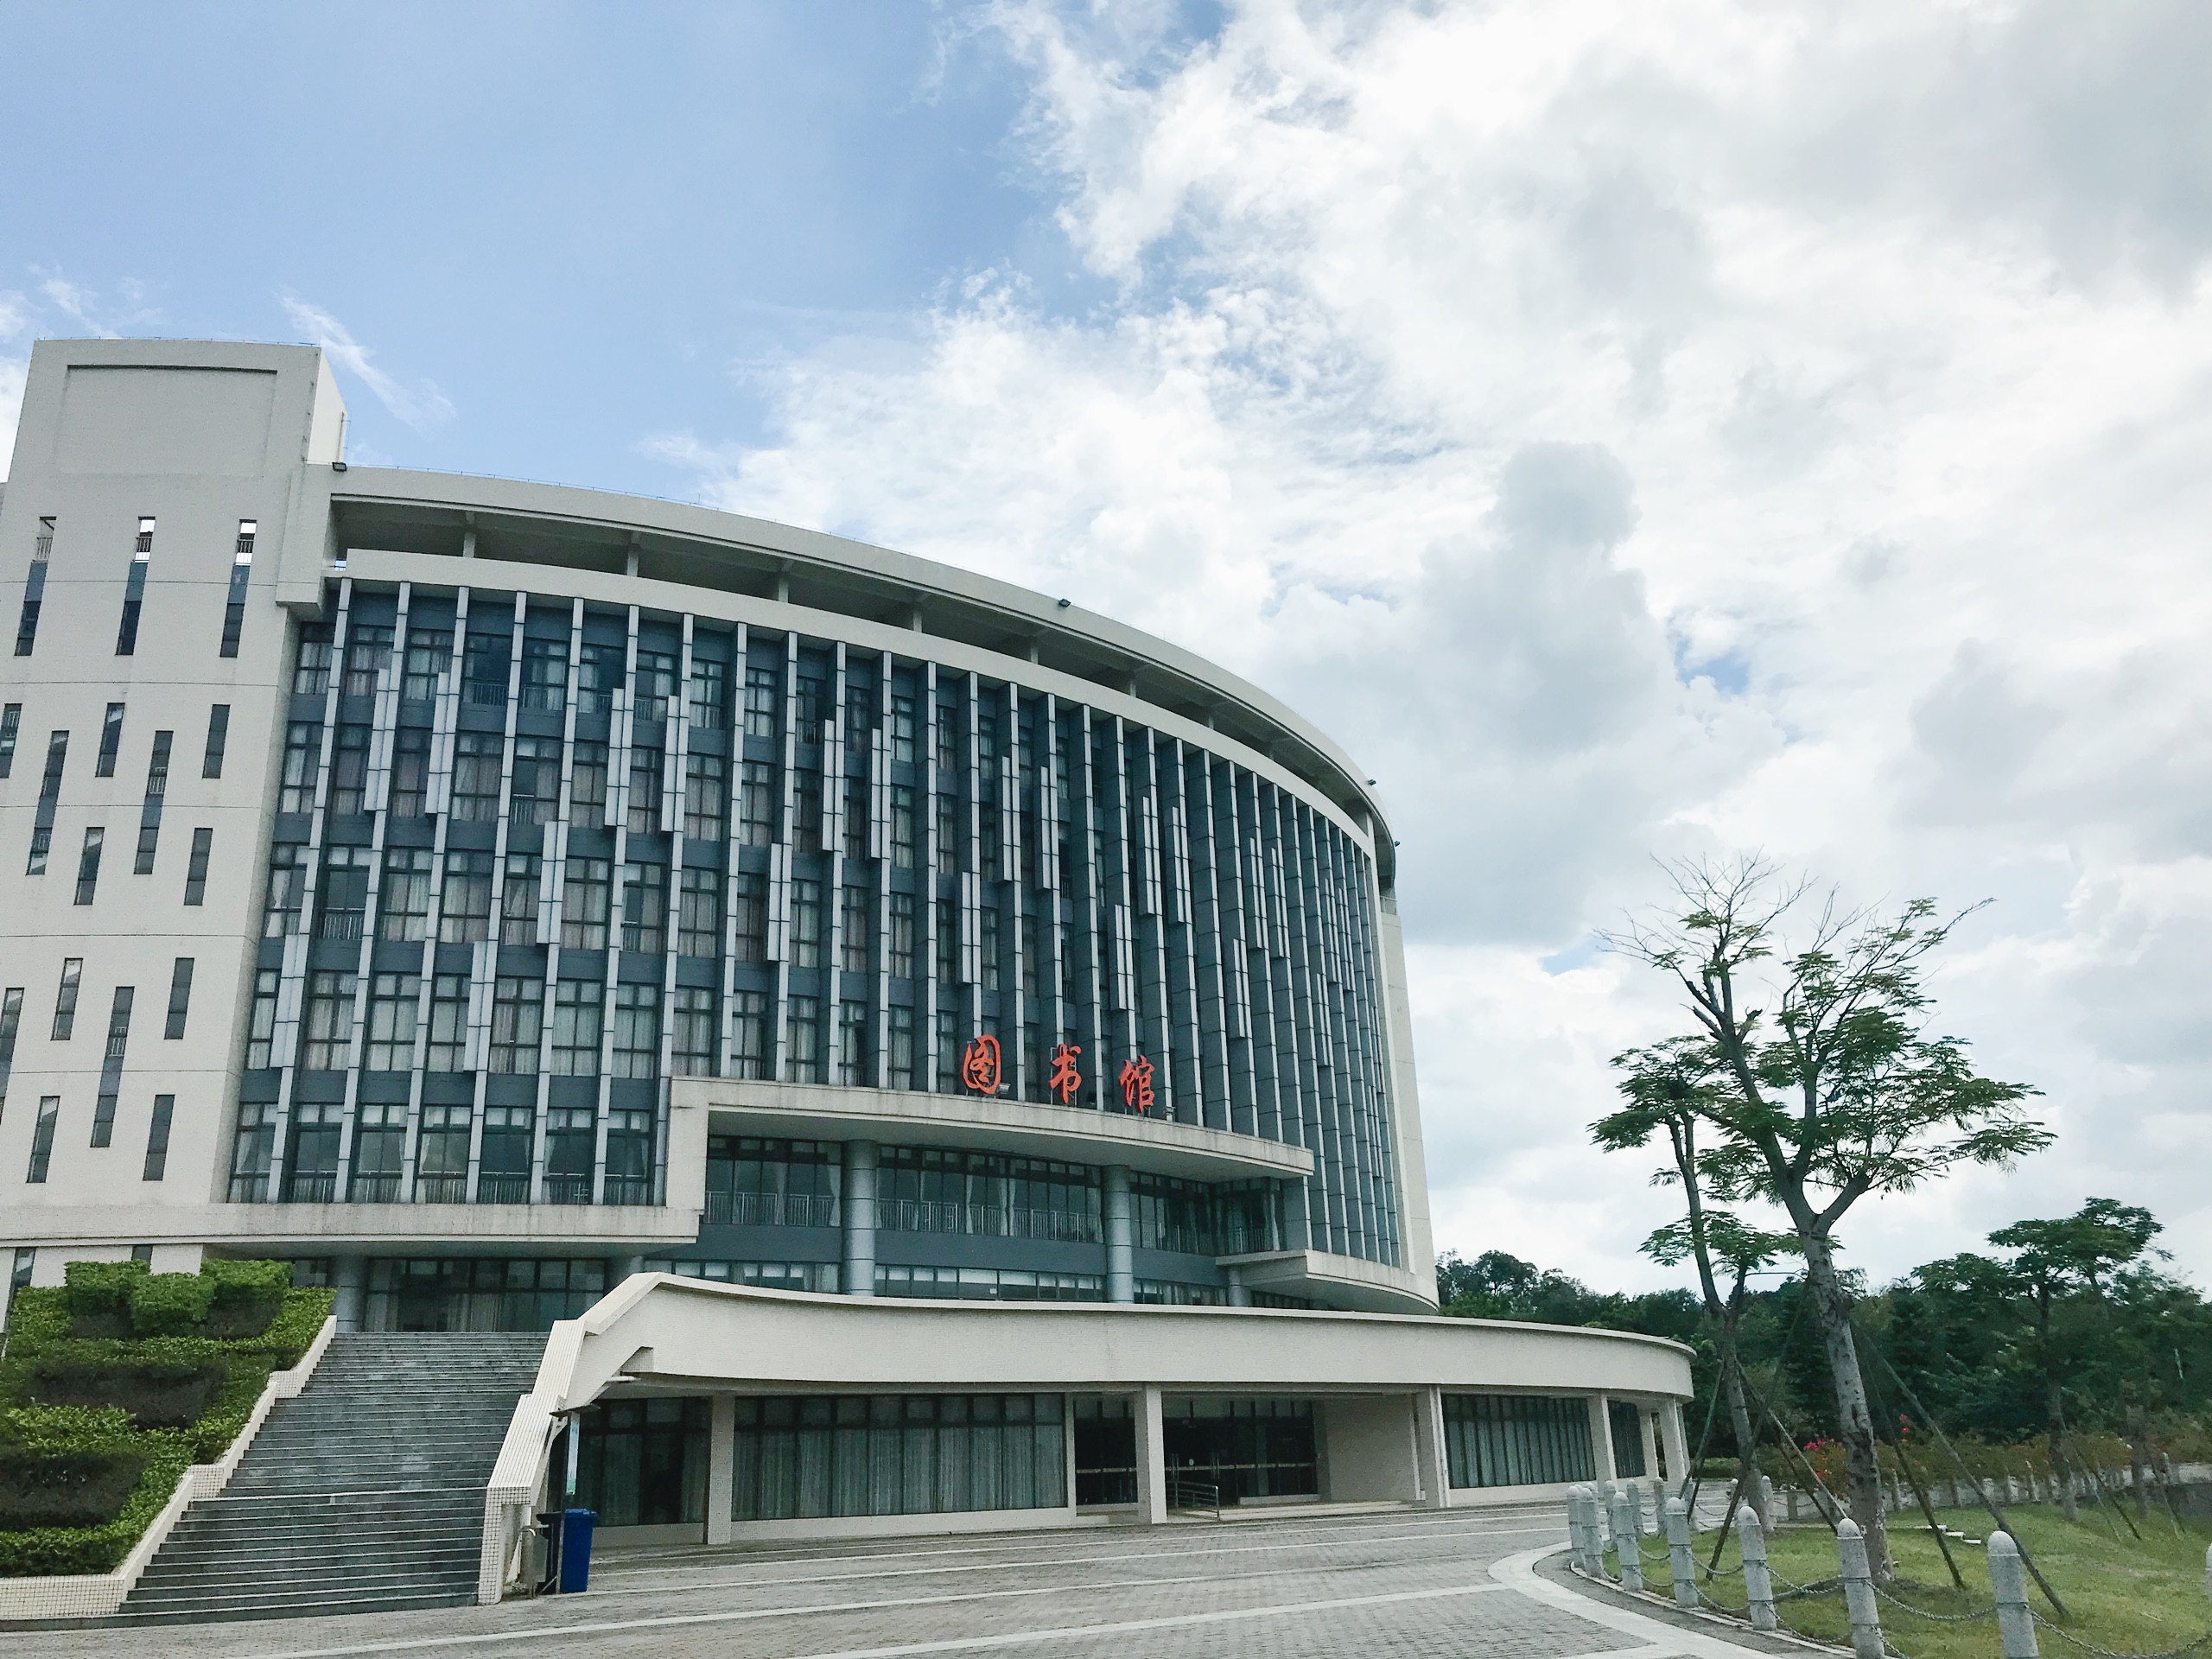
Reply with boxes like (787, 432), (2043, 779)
(1133, 1386), (1167, 1525)
(843, 1140), (878, 1296)
(1225, 1267), (1251, 1307)
(1413, 1387), (1451, 1510)
(1640, 1407), (1662, 1486)
(333, 1255), (368, 1332)
(706, 1395), (735, 1545)
(1661, 1401), (1691, 1492)
(1104, 1166), (1134, 1303)
(1588, 1393), (1618, 1484)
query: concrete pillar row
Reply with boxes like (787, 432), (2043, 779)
(332, 1255), (368, 1332)
(1588, 1392), (1618, 1484)
(1639, 1405), (1662, 1487)
(1661, 1401), (1693, 1492)
(1413, 1386), (1452, 1510)
(705, 1395), (736, 1545)
(1104, 1166), (1134, 1304)
(1225, 1268), (1251, 1307)
(1133, 1386), (1167, 1525)
(843, 1140), (879, 1296)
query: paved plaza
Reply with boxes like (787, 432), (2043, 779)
(0, 1505), (1796, 1659)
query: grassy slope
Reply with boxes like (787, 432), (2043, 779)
(1643, 1505), (2212, 1659)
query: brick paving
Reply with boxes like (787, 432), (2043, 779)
(0, 1505), (1804, 1659)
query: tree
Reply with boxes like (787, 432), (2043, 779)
(1985, 1199), (2161, 1520)
(1596, 1037), (1796, 1522)
(1605, 855), (2049, 1573)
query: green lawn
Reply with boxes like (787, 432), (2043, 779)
(1610, 1503), (2212, 1659)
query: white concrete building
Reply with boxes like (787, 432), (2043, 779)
(0, 339), (1688, 1541)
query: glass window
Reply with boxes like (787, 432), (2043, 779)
(390, 727), (431, 817)
(315, 845), (372, 941)
(672, 986), (715, 1076)
(793, 879), (823, 969)
(451, 732), (504, 822)
(379, 846), (433, 941)
(729, 988), (768, 1079)
(403, 627), (452, 702)
(521, 636), (569, 712)
(263, 844), (308, 937)
(683, 752), (726, 842)
(888, 1004), (916, 1090)
(426, 973), (470, 1071)
(278, 721), (322, 813)
(677, 867), (720, 957)
(891, 785), (916, 868)
(634, 649), (678, 724)
(227, 1102), (276, 1201)
(728, 1393), (1065, 1521)
(463, 630), (510, 706)
(840, 885), (870, 973)
(544, 1106), (595, 1201)
(416, 1103), (473, 1203)
(606, 1107), (653, 1203)
(364, 973), (421, 1071)
(836, 1001), (868, 1085)
(561, 856), (612, 950)
(577, 642), (625, 717)
(293, 626), (334, 696)
(350, 1101), (407, 1200)
(742, 664), (779, 739)
(687, 658), (727, 731)
(626, 747), (664, 834)
(569, 741), (609, 827)
(501, 853), (542, 945)
(481, 1105), (537, 1203)
(245, 969), (279, 1068)
(731, 872), (766, 963)
(612, 982), (659, 1078)
(621, 861), (668, 955)
(551, 981), (603, 1076)
(738, 760), (776, 846)
(439, 849), (494, 944)
(786, 995), (823, 1084)
(890, 694), (917, 763)
(1441, 1395), (1596, 1491)
(889, 893), (916, 978)
(343, 624), (392, 698)
(183, 826), (213, 906)
(796, 672), (829, 738)
(300, 969), (358, 1070)
(491, 976), (543, 1073)
(143, 1094), (175, 1183)
(510, 735), (562, 825)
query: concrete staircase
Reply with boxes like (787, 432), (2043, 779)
(111, 1332), (547, 1625)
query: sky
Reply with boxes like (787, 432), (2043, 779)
(5, 0), (2209, 1297)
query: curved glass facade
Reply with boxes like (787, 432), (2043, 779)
(228, 571), (1402, 1292)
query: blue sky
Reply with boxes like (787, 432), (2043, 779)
(7, 1), (2211, 1291)
(0, 3), (1136, 489)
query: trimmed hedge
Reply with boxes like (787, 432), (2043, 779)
(125, 1274), (216, 1338)
(0, 1278), (334, 1575)
(29, 1352), (229, 1427)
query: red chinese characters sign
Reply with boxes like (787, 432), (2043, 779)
(1118, 1056), (1155, 1113)
(959, 1033), (1001, 1095)
(1047, 1043), (1083, 1105)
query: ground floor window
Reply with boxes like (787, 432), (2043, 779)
(1443, 1394), (1594, 1489)
(1134, 1279), (1224, 1306)
(1609, 1399), (1648, 1477)
(575, 1397), (709, 1528)
(731, 1394), (1066, 1520)
(365, 1257), (607, 1332)
(874, 1265), (1102, 1301)
(1073, 1395), (1135, 1505)
(645, 1259), (840, 1294)
(1162, 1396), (1317, 1503)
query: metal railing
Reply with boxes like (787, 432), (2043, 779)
(475, 1173), (531, 1205)
(705, 1190), (840, 1229)
(416, 1175), (467, 1205)
(1166, 1475), (1223, 1519)
(876, 1198), (1102, 1243)
(349, 1174), (402, 1204)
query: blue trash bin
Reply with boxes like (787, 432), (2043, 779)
(557, 1508), (597, 1593)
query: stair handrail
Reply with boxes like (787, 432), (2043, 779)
(478, 1387), (564, 1606)
(0, 1314), (340, 1624)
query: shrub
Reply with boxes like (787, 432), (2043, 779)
(0, 1287), (68, 1358)
(0, 1444), (192, 1575)
(0, 1406), (147, 1534)
(61, 1260), (148, 1334)
(27, 1351), (228, 1427)
(126, 1273), (216, 1338)
(199, 1259), (290, 1339)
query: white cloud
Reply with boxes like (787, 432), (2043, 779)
(279, 296), (455, 435)
(651, 0), (2212, 1289)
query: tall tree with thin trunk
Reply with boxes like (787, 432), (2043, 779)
(1596, 1037), (1796, 1524)
(1605, 856), (2049, 1575)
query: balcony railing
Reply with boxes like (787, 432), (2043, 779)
(416, 1175), (467, 1205)
(283, 1170), (338, 1204)
(543, 1174), (593, 1206)
(877, 1199), (1101, 1243)
(349, 1173), (402, 1204)
(603, 1176), (652, 1207)
(475, 1173), (530, 1205)
(704, 1190), (839, 1229)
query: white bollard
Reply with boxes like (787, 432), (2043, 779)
(1612, 1487), (1643, 1592)
(1737, 1502), (1778, 1632)
(1835, 1516), (1885, 1659)
(1664, 1496), (1698, 1611)
(1567, 1485), (1597, 1576)
(1989, 1529), (2038, 1659)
